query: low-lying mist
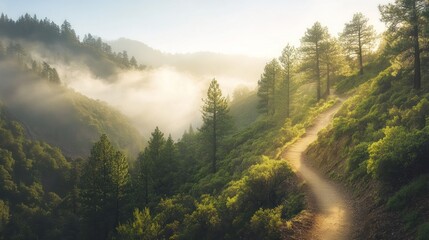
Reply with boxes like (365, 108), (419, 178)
(60, 65), (256, 138)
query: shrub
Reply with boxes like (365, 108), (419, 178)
(346, 142), (370, 173)
(367, 126), (429, 186)
(250, 206), (284, 240)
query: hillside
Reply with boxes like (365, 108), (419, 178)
(306, 61), (429, 239)
(0, 40), (144, 158)
(0, 14), (144, 80)
(0, 104), (79, 239)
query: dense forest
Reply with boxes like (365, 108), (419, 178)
(0, 0), (428, 239)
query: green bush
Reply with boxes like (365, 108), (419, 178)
(250, 206), (284, 240)
(367, 126), (429, 186)
(346, 142), (370, 173)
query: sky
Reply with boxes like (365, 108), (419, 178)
(1, 0), (392, 58)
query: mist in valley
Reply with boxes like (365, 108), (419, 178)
(58, 62), (258, 138)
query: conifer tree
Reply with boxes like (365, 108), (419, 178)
(257, 59), (282, 115)
(80, 134), (129, 240)
(379, 0), (427, 89)
(300, 22), (329, 101)
(279, 44), (297, 117)
(340, 13), (376, 75)
(201, 79), (232, 173)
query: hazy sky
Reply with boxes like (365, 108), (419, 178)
(2, 0), (391, 58)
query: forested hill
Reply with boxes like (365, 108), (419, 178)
(0, 36), (144, 158)
(305, 1), (429, 238)
(0, 1), (428, 239)
(0, 13), (144, 79)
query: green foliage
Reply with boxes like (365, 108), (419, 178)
(257, 59), (282, 115)
(0, 44), (144, 158)
(0, 200), (9, 233)
(379, 0), (426, 89)
(182, 195), (220, 239)
(346, 142), (369, 173)
(340, 12), (376, 74)
(300, 22), (330, 101)
(116, 208), (161, 240)
(201, 79), (233, 173)
(80, 134), (130, 239)
(0, 105), (80, 239)
(250, 206), (284, 240)
(0, 13), (144, 76)
(367, 126), (429, 186)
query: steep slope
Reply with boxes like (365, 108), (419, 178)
(283, 98), (352, 240)
(306, 66), (429, 239)
(0, 45), (144, 158)
(0, 104), (77, 239)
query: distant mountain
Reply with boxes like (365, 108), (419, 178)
(109, 38), (268, 81)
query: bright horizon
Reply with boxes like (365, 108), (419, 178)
(2, 0), (391, 58)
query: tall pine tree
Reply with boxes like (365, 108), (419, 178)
(257, 59), (282, 115)
(300, 22), (329, 101)
(201, 79), (232, 173)
(279, 44), (297, 118)
(80, 134), (129, 240)
(379, 0), (427, 89)
(340, 13), (376, 75)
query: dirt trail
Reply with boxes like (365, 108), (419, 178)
(283, 100), (351, 240)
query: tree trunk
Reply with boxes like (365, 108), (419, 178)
(286, 65), (290, 118)
(316, 42), (321, 101)
(212, 102), (217, 173)
(272, 70), (276, 115)
(358, 28), (364, 75)
(326, 63), (330, 96)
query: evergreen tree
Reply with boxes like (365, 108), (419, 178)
(80, 134), (128, 240)
(340, 13), (376, 75)
(257, 59), (282, 115)
(320, 37), (344, 96)
(279, 44), (297, 118)
(111, 150), (129, 227)
(300, 22), (329, 101)
(136, 127), (165, 205)
(201, 79), (232, 173)
(379, 0), (427, 89)
(159, 135), (177, 195)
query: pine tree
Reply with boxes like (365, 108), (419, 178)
(111, 150), (129, 227)
(300, 22), (329, 101)
(201, 79), (232, 173)
(321, 37), (345, 96)
(136, 127), (165, 205)
(279, 44), (297, 118)
(257, 59), (282, 115)
(340, 13), (376, 75)
(80, 134), (128, 240)
(379, 0), (427, 89)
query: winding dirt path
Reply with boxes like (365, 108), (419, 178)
(282, 100), (351, 240)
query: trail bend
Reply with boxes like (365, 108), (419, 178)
(282, 99), (351, 240)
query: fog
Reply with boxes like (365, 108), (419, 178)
(59, 65), (257, 138)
